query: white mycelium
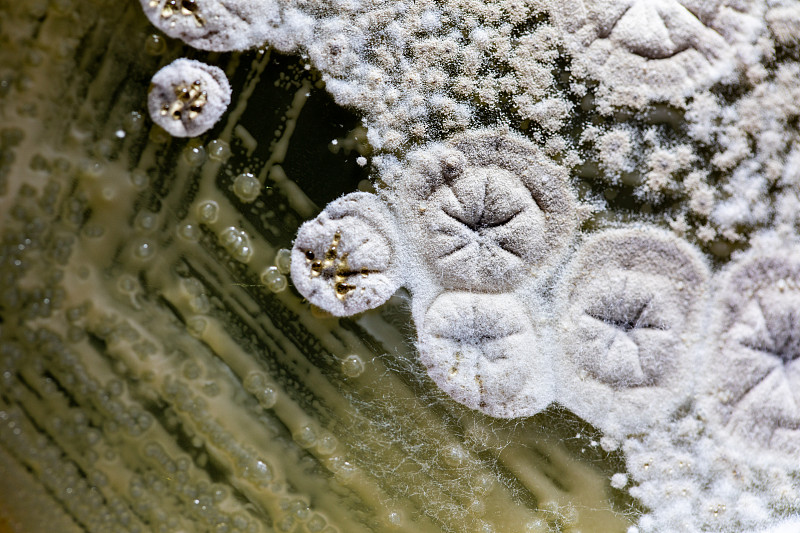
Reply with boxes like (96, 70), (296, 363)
(418, 291), (555, 418)
(555, 227), (709, 440)
(549, 0), (765, 111)
(147, 58), (231, 137)
(397, 130), (576, 291)
(291, 192), (401, 316)
(140, 0), (312, 52)
(131, 0), (800, 531)
(703, 234), (800, 459)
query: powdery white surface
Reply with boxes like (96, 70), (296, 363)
(549, 0), (765, 111)
(759, 516), (800, 533)
(392, 129), (576, 292)
(555, 227), (709, 440)
(291, 192), (401, 316)
(702, 234), (800, 459)
(147, 58), (231, 137)
(139, 0), (312, 52)
(418, 292), (554, 418)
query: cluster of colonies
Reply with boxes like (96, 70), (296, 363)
(128, 0), (800, 531)
(290, 130), (800, 532)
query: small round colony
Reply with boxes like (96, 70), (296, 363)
(555, 227), (710, 439)
(291, 192), (402, 316)
(148, 58), (231, 138)
(704, 235), (800, 460)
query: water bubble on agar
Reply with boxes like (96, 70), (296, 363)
(243, 371), (266, 393)
(186, 316), (207, 337)
(316, 433), (337, 455)
(341, 354), (364, 377)
(232, 172), (260, 202)
(129, 169), (149, 189)
(134, 241), (155, 259)
(184, 143), (207, 166)
(293, 425), (317, 448)
(197, 200), (219, 223)
(207, 139), (231, 161)
(275, 248), (291, 274)
(177, 223), (199, 241)
(256, 386), (277, 409)
(144, 33), (166, 56)
(261, 266), (287, 293)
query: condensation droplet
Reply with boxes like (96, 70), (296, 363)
(135, 211), (157, 231)
(125, 111), (144, 135)
(306, 514), (327, 532)
(220, 226), (241, 247)
(134, 241), (155, 259)
(341, 354), (364, 378)
(189, 294), (210, 314)
(144, 34), (166, 56)
(316, 433), (337, 455)
(243, 372), (266, 393)
(177, 223), (199, 241)
(186, 316), (207, 337)
(293, 425), (317, 448)
(219, 226), (253, 263)
(442, 445), (467, 467)
(275, 248), (291, 274)
(207, 139), (231, 162)
(256, 387), (277, 409)
(117, 275), (137, 294)
(129, 169), (149, 189)
(182, 360), (202, 380)
(261, 266), (287, 293)
(385, 510), (403, 528)
(232, 244), (252, 263)
(82, 224), (105, 238)
(232, 173), (260, 203)
(184, 144), (207, 167)
(251, 459), (273, 483)
(197, 201), (219, 223)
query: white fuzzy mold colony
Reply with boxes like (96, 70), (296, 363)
(147, 58), (231, 137)
(135, 0), (800, 531)
(549, 0), (765, 111)
(556, 228), (710, 440)
(141, 0), (312, 51)
(291, 192), (401, 315)
(704, 235), (800, 458)
(391, 130), (575, 417)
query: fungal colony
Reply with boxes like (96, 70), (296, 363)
(1, 0), (800, 531)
